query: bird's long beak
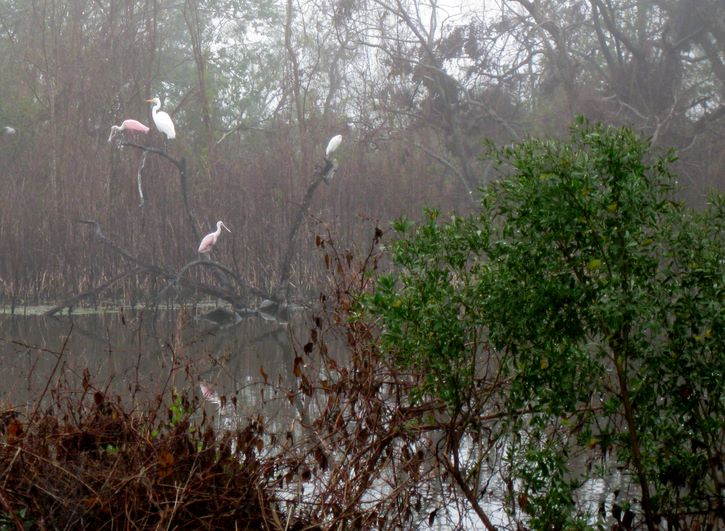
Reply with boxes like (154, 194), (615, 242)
(145, 98), (154, 103)
(222, 223), (231, 233)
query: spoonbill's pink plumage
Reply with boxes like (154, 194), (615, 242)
(108, 119), (150, 142)
(198, 221), (231, 254)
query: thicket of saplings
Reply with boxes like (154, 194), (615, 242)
(1, 121), (723, 530)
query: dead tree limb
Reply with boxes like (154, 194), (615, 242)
(119, 141), (200, 243)
(44, 267), (145, 317)
(46, 220), (263, 315)
(156, 259), (269, 304)
(82, 142), (339, 314)
(275, 159), (338, 303)
(137, 151), (148, 207)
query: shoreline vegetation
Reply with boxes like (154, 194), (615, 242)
(2, 0), (724, 525)
(2, 121), (724, 530)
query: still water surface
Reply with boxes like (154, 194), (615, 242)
(0, 305), (620, 529)
(0, 304), (303, 415)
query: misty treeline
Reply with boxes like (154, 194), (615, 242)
(0, 0), (723, 305)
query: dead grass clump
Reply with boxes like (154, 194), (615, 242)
(0, 391), (284, 530)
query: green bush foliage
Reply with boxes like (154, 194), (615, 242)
(359, 118), (725, 529)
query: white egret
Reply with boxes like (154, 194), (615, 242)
(146, 97), (176, 140)
(3, 126), (16, 135)
(325, 134), (342, 158)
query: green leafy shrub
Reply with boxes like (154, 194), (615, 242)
(359, 118), (725, 529)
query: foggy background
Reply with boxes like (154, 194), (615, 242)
(0, 0), (723, 306)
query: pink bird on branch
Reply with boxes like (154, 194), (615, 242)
(108, 119), (151, 142)
(198, 221), (231, 255)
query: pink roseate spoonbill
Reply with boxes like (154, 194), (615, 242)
(199, 381), (221, 406)
(325, 134), (342, 159)
(146, 97), (176, 140)
(107, 119), (150, 142)
(198, 221), (231, 255)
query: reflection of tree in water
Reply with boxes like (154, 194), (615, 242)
(0, 307), (304, 418)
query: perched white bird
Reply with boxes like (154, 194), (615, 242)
(3, 126), (16, 135)
(198, 221), (231, 254)
(325, 134), (342, 158)
(146, 97), (176, 140)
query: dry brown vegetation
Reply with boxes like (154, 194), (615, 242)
(1, 394), (279, 530)
(0, 233), (504, 530)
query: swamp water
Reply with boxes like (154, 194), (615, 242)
(0, 304), (302, 422)
(0, 305), (625, 530)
